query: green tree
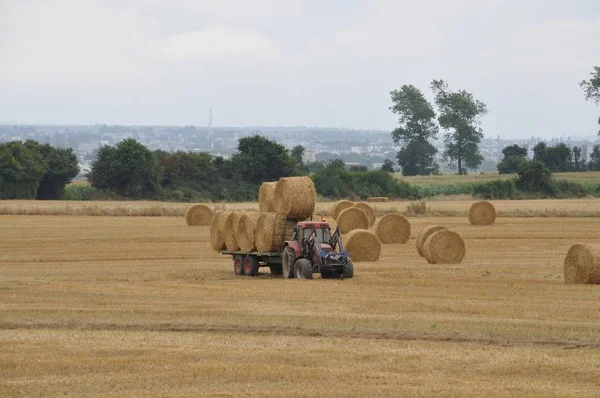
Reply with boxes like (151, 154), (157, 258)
(572, 146), (582, 171)
(535, 143), (572, 172)
(497, 144), (527, 174)
(396, 140), (438, 176)
(87, 138), (159, 198)
(389, 85), (439, 176)
(231, 135), (296, 184)
(380, 159), (395, 173)
(24, 140), (79, 200)
(516, 160), (553, 193)
(0, 141), (47, 199)
(155, 150), (219, 200)
(589, 145), (600, 171)
(579, 66), (600, 134)
(431, 79), (488, 174)
(291, 145), (305, 166)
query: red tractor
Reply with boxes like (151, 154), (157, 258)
(281, 221), (354, 279)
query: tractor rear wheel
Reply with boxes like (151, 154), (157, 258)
(282, 247), (296, 279)
(244, 255), (259, 277)
(343, 258), (354, 279)
(233, 255), (245, 276)
(294, 259), (313, 280)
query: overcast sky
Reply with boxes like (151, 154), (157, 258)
(1, 0), (599, 139)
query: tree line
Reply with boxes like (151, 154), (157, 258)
(497, 143), (600, 174)
(0, 140), (79, 199)
(83, 135), (417, 202)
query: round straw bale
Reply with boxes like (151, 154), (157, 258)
(223, 212), (243, 251)
(415, 225), (447, 256)
(337, 207), (369, 234)
(184, 204), (213, 226)
(344, 229), (381, 262)
(273, 176), (316, 220)
(258, 182), (277, 212)
(374, 213), (411, 244)
(254, 212), (295, 252)
(236, 212), (262, 252)
(423, 229), (466, 264)
(331, 200), (354, 220)
(469, 201), (496, 225)
(210, 210), (231, 251)
(367, 197), (389, 202)
(353, 202), (376, 227)
(563, 244), (600, 285)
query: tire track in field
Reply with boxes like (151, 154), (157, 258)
(3, 322), (599, 350)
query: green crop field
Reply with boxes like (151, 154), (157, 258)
(395, 171), (600, 186)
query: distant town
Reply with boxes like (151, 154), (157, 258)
(1, 124), (599, 178)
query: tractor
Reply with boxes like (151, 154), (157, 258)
(281, 221), (354, 279)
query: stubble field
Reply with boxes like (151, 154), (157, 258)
(2, 210), (600, 396)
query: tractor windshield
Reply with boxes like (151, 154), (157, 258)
(303, 227), (331, 245)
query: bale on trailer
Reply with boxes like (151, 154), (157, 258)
(184, 204), (213, 226)
(210, 210), (232, 251)
(564, 244), (600, 285)
(254, 212), (295, 252)
(337, 207), (369, 234)
(236, 212), (262, 252)
(344, 229), (381, 262)
(258, 182), (277, 212)
(273, 176), (316, 220)
(423, 229), (466, 264)
(415, 225), (447, 256)
(374, 213), (411, 244)
(353, 202), (376, 227)
(331, 200), (354, 220)
(469, 201), (496, 225)
(223, 212), (244, 251)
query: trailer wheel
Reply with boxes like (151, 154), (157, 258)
(282, 247), (296, 279)
(233, 255), (245, 276)
(244, 255), (260, 277)
(294, 259), (313, 280)
(343, 258), (354, 279)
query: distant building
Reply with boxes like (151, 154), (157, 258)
(302, 149), (316, 163)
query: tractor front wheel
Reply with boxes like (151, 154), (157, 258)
(294, 259), (313, 280)
(343, 258), (354, 279)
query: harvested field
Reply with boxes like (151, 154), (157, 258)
(2, 213), (600, 396)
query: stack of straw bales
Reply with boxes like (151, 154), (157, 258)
(184, 204), (213, 226)
(564, 244), (600, 285)
(469, 201), (496, 225)
(415, 225), (465, 264)
(210, 176), (317, 253)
